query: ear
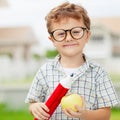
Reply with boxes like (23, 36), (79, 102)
(85, 31), (91, 43)
(48, 36), (54, 42)
(48, 35), (57, 48)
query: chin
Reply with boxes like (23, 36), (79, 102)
(62, 53), (78, 57)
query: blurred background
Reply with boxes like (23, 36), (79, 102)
(0, 0), (120, 120)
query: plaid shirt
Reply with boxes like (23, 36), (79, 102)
(25, 55), (119, 120)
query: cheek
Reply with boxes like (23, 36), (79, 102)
(54, 43), (64, 51)
(54, 43), (61, 48)
(52, 41), (60, 48)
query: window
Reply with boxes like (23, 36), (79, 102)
(90, 34), (104, 42)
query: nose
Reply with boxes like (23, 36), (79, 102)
(65, 31), (73, 42)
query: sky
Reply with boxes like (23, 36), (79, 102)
(0, 0), (120, 53)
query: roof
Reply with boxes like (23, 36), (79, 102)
(0, 26), (38, 46)
(0, 0), (8, 7)
(92, 17), (120, 34)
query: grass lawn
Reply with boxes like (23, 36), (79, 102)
(0, 104), (33, 120)
(1, 110), (33, 120)
(0, 104), (120, 120)
(110, 108), (120, 120)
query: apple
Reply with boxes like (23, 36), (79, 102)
(60, 93), (83, 112)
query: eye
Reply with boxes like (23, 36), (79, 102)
(73, 30), (80, 33)
(58, 32), (65, 36)
(56, 31), (65, 37)
(72, 30), (81, 35)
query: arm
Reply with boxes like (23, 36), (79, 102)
(81, 107), (111, 120)
(63, 106), (111, 120)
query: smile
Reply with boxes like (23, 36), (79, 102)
(63, 43), (78, 47)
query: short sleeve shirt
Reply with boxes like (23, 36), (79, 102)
(25, 55), (119, 120)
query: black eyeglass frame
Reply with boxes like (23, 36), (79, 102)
(49, 26), (88, 42)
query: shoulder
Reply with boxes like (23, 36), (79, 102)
(88, 59), (102, 69)
(84, 54), (103, 71)
(40, 56), (59, 70)
(88, 59), (111, 84)
(34, 58), (56, 79)
(87, 58), (108, 78)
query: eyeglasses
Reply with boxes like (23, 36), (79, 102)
(49, 27), (88, 42)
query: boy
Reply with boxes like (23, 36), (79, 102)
(25, 2), (119, 120)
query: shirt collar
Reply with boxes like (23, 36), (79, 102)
(51, 54), (93, 73)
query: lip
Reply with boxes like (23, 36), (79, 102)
(63, 43), (78, 47)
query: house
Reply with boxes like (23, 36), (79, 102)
(0, 26), (38, 61)
(84, 17), (120, 73)
(0, 0), (8, 7)
(92, 17), (120, 57)
(85, 17), (120, 59)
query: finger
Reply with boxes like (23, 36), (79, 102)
(74, 104), (83, 112)
(35, 114), (49, 120)
(37, 106), (50, 118)
(63, 109), (73, 118)
(34, 110), (49, 120)
(74, 104), (86, 118)
(32, 104), (49, 119)
(67, 107), (82, 117)
(40, 103), (49, 112)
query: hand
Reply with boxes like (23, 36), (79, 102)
(62, 97), (86, 119)
(63, 105), (86, 118)
(29, 102), (50, 120)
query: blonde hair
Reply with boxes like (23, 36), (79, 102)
(45, 2), (91, 33)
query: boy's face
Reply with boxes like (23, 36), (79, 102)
(49, 18), (91, 57)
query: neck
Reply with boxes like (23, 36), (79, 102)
(59, 54), (85, 68)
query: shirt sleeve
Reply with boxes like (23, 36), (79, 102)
(94, 68), (119, 109)
(25, 68), (48, 103)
